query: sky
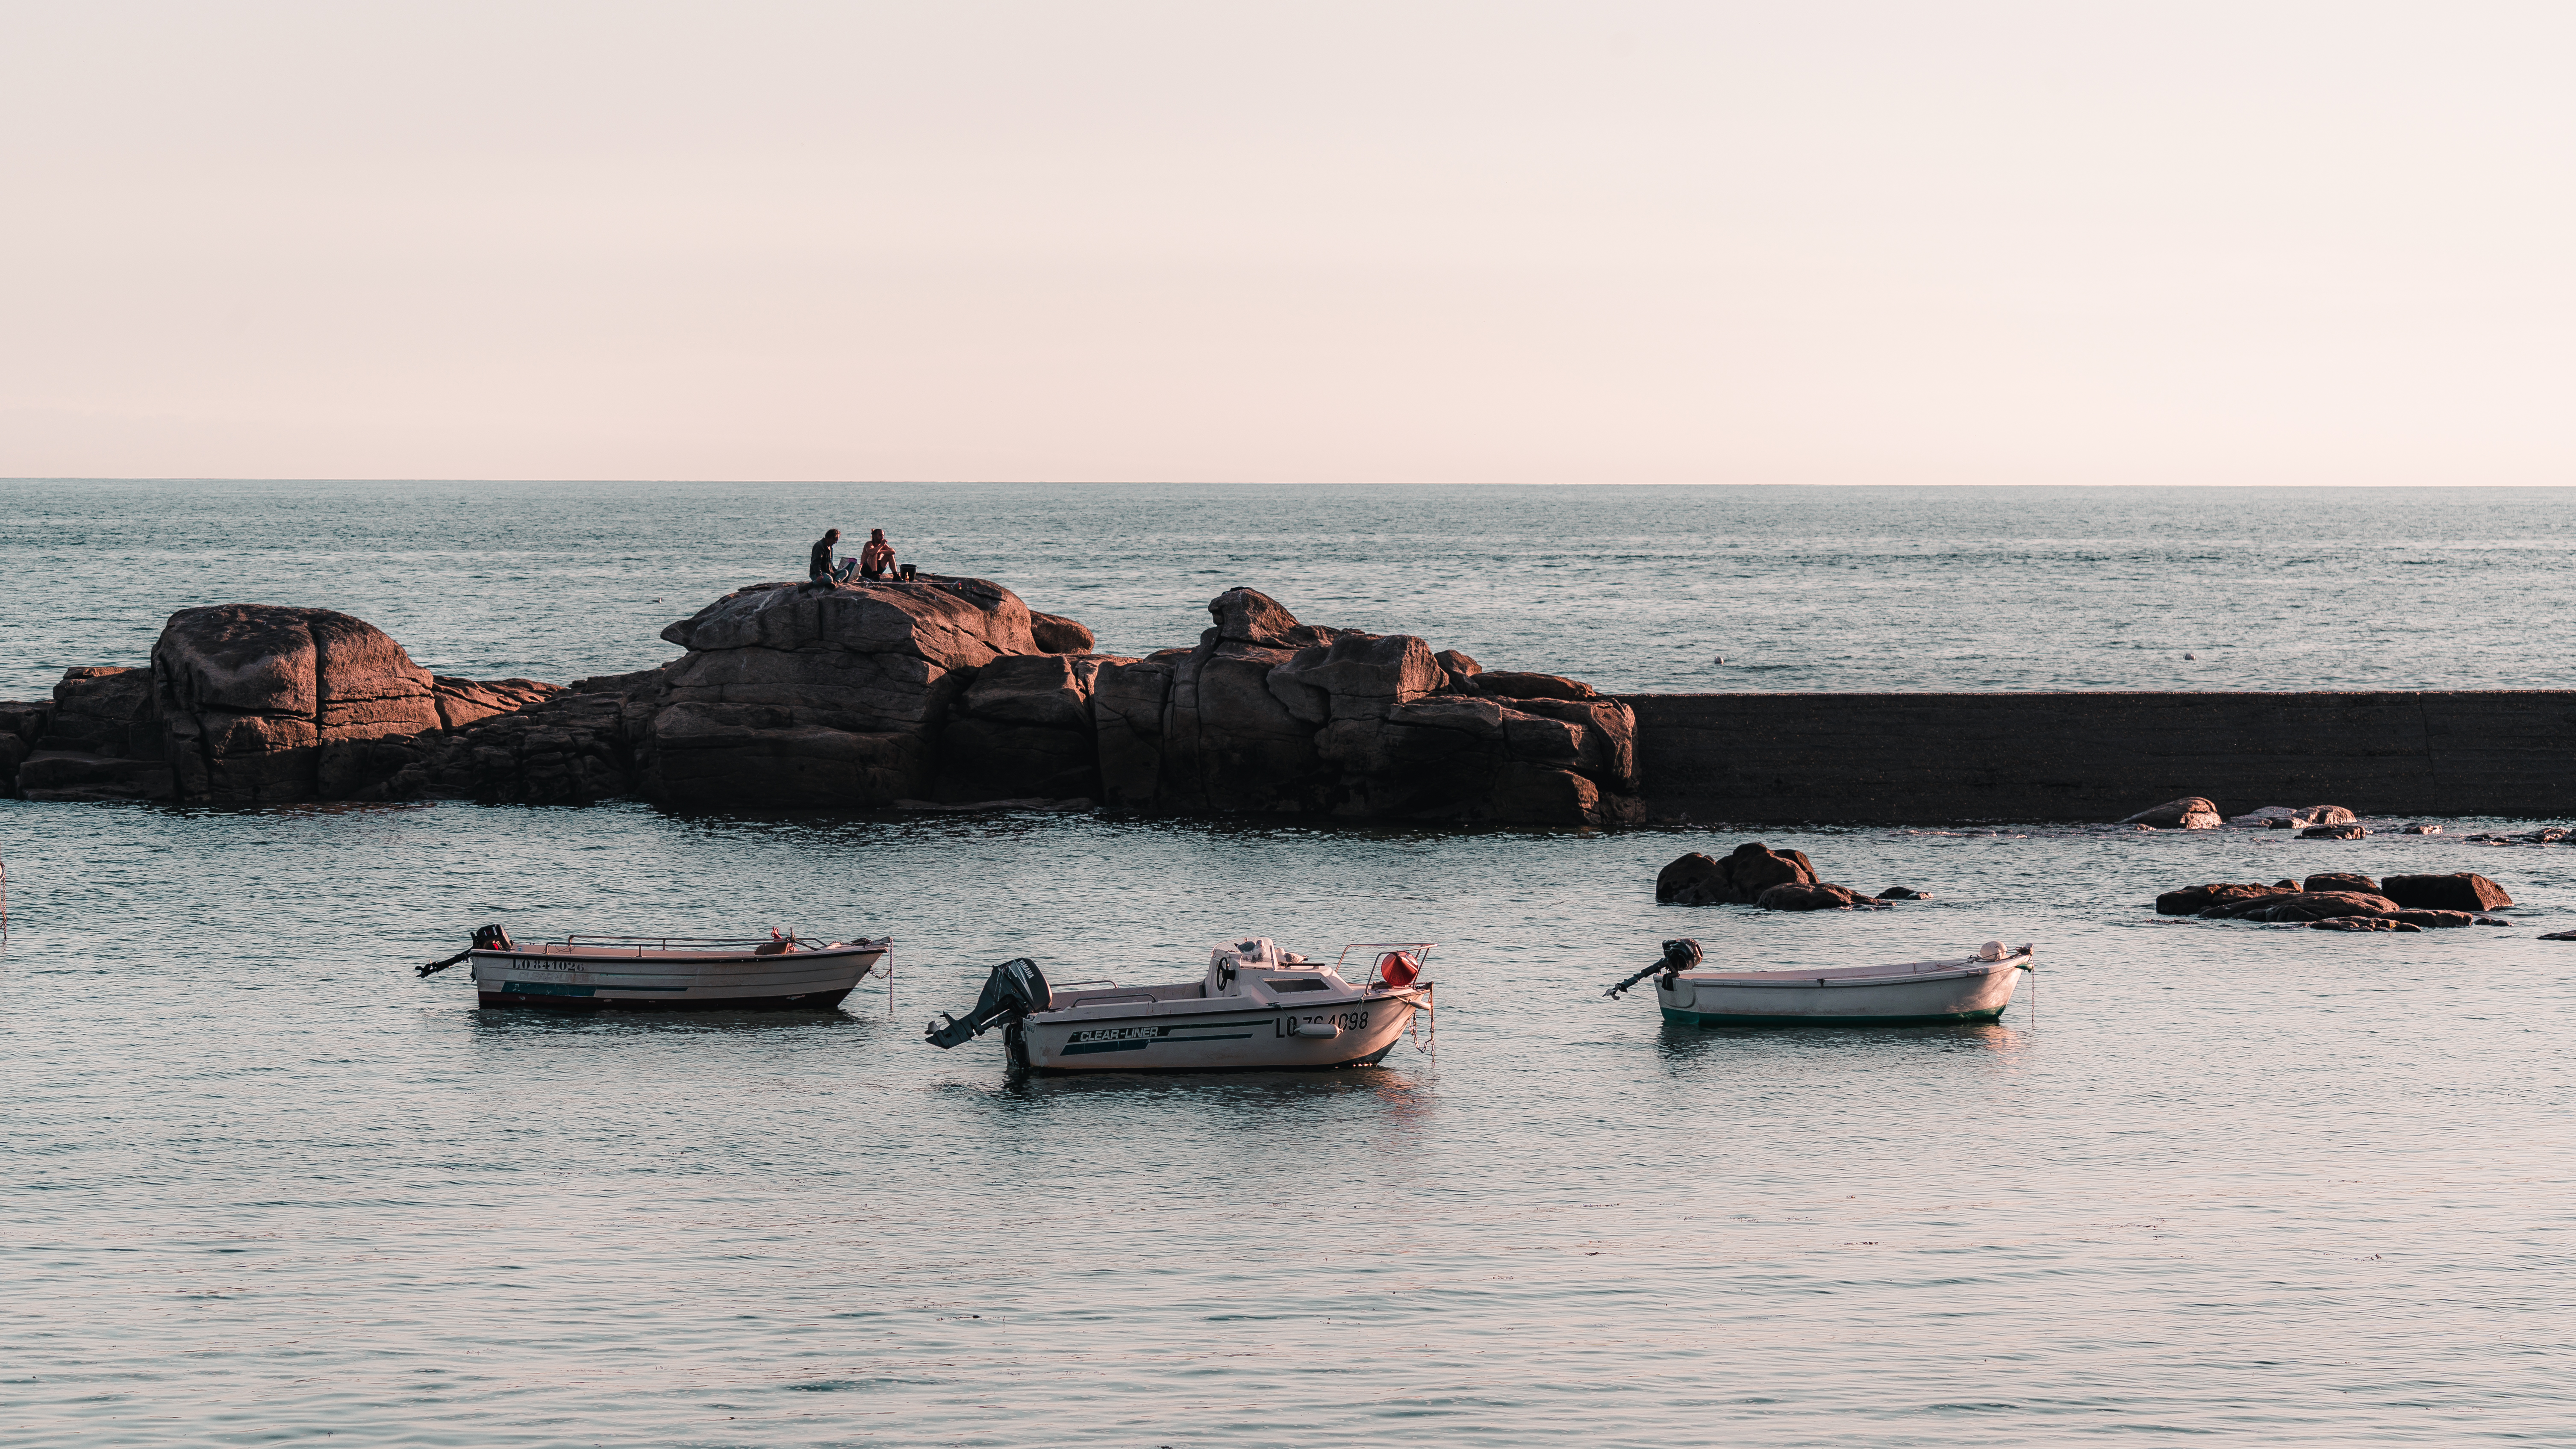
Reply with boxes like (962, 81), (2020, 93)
(2, 1), (2570, 485)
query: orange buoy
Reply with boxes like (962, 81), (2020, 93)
(1377, 950), (1420, 987)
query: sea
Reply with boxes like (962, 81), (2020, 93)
(3, 480), (2573, 1446)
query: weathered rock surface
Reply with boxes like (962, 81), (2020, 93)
(0, 700), (46, 794)
(933, 652), (1133, 803)
(1029, 612), (1097, 654)
(2200, 890), (2401, 922)
(1657, 843), (1819, 905)
(2156, 881), (2296, 916)
(2303, 872), (2379, 895)
(2123, 796), (2222, 829)
(2388, 909), (2476, 928)
(2379, 872), (2513, 912)
(1756, 881), (1872, 911)
(433, 677), (562, 730)
(2313, 917), (2420, 932)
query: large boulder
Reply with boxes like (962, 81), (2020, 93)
(2303, 872), (2379, 895)
(15, 669), (174, 801)
(2379, 873), (2513, 912)
(150, 605), (448, 802)
(2121, 796), (2222, 829)
(1657, 842), (1819, 905)
(642, 577), (1040, 808)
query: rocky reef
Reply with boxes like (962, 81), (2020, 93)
(2, 580), (1640, 827)
(2152, 871), (2514, 931)
(1654, 842), (1923, 911)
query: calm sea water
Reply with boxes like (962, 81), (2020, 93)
(2, 480), (2573, 698)
(4, 482), (2574, 1446)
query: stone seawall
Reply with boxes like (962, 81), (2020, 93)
(1622, 691), (2576, 823)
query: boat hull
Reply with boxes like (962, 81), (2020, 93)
(1657, 957), (2025, 1027)
(469, 945), (886, 1012)
(1019, 990), (1426, 1074)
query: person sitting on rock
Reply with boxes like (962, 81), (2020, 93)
(809, 529), (856, 588)
(859, 529), (897, 581)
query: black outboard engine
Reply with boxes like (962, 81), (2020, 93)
(925, 957), (1051, 1050)
(420, 923), (514, 977)
(1603, 937), (1702, 999)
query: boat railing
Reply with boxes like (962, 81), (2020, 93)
(549, 934), (892, 955)
(1333, 941), (1438, 990)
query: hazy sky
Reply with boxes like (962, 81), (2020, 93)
(3, 2), (2570, 484)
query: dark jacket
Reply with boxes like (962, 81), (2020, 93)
(810, 535), (838, 580)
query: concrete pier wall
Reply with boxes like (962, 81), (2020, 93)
(1621, 691), (2576, 823)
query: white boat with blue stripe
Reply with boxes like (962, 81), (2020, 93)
(926, 937), (1435, 1074)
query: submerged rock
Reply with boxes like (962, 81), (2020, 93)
(2198, 890), (2400, 922)
(2311, 917), (2420, 932)
(2155, 882), (2296, 916)
(1756, 881), (1873, 911)
(2301, 824), (2369, 839)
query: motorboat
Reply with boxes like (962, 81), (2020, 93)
(925, 937), (1435, 1074)
(1606, 937), (2031, 1026)
(418, 925), (891, 1011)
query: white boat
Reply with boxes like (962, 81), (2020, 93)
(1607, 937), (2031, 1026)
(926, 937), (1435, 1074)
(419, 926), (891, 1011)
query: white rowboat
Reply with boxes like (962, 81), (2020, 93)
(1610, 937), (2031, 1026)
(422, 928), (890, 1011)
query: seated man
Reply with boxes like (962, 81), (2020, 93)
(809, 528), (857, 587)
(859, 528), (897, 580)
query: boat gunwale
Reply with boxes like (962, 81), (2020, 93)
(1030, 984), (1430, 1031)
(1676, 956), (2026, 990)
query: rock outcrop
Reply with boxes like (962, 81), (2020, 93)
(16, 668), (174, 801)
(1656, 843), (1888, 910)
(2122, 796), (2222, 829)
(2303, 872), (2379, 895)
(1090, 589), (1640, 825)
(1657, 843), (1818, 905)
(2378, 872), (2512, 912)
(12, 581), (1642, 826)
(641, 576), (1037, 808)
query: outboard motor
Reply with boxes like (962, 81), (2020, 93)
(1602, 937), (1702, 999)
(925, 957), (1051, 1050)
(419, 923), (513, 978)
